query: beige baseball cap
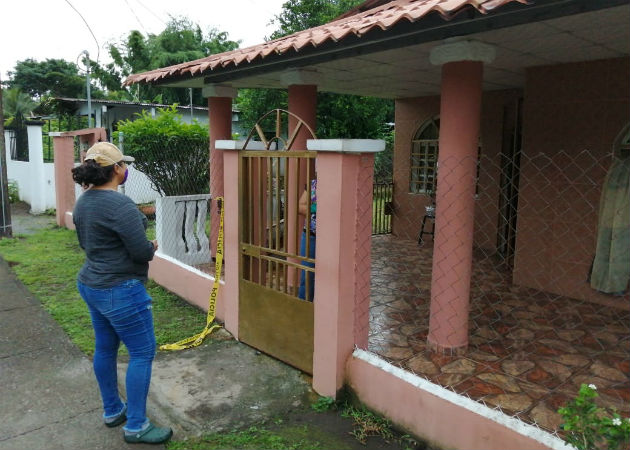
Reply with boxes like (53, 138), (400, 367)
(84, 142), (135, 167)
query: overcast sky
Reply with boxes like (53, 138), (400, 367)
(0, 0), (288, 82)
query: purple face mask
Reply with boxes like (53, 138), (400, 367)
(121, 168), (129, 184)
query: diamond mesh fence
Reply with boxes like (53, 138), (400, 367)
(116, 134), (213, 273)
(366, 148), (630, 435)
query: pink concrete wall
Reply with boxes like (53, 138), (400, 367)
(148, 254), (225, 320)
(514, 57), (630, 308)
(347, 353), (556, 450)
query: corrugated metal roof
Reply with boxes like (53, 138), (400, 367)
(123, 0), (529, 86)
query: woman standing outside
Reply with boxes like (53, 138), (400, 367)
(298, 178), (316, 301)
(71, 142), (172, 445)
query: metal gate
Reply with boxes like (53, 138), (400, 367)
(238, 110), (316, 373)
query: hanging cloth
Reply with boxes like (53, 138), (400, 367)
(590, 157), (630, 294)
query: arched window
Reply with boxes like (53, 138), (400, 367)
(410, 117), (439, 194)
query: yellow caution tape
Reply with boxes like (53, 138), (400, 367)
(159, 197), (225, 351)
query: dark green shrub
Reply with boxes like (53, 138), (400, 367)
(116, 106), (209, 196)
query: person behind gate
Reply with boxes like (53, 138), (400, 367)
(71, 142), (172, 445)
(298, 178), (316, 301)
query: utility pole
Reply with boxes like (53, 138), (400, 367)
(82, 50), (92, 128)
(0, 75), (13, 237)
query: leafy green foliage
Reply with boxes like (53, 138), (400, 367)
(0, 226), (207, 356)
(167, 425), (325, 450)
(106, 17), (240, 104)
(116, 106), (209, 196)
(7, 180), (19, 203)
(2, 88), (37, 119)
(374, 128), (394, 182)
(311, 396), (337, 412)
(5, 58), (102, 100)
(270, 0), (363, 39)
(558, 383), (630, 450)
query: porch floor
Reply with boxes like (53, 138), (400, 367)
(369, 235), (630, 433)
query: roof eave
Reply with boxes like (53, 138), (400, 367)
(129, 0), (626, 89)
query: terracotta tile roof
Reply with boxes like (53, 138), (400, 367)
(124, 0), (529, 86)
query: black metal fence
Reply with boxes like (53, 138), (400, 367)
(372, 182), (393, 235)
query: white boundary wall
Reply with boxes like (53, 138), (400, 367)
(4, 126), (161, 213)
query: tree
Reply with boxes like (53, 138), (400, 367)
(237, 0), (395, 152)
(105, 17), (240, 105)
(269, 0), (363, 39)
(116, 106), (209, 196)
(2, 88), (37, 122)
(6, 58), (102, 100)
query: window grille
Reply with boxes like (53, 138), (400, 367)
(410, 118), (439, 194)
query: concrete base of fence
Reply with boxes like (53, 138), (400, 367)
(149, 252), (225, 321)
(346, 349), (570, 450)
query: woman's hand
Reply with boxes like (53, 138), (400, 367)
(152, 240), (159, 251)
(298, 190), (308, 216)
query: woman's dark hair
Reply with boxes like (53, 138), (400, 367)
(71, 159), (116, 187)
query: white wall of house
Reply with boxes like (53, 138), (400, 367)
(5, 126), (162, 214)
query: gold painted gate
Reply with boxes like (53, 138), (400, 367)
(238, 110), (316, 373)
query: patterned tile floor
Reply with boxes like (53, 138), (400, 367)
(369, 235), (630, 433)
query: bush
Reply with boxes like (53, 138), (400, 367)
(8, 180), (19, 203)
(116, 106), (209, 196)
(558, 383), (630, 450)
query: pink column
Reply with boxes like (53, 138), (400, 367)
(310, 139), (384, 397)
(287, 84), (317, 291)
(205, 86), (237, 259)
(220, 144), (240, 338)
(53, 135), (76, 228)
(427, 51), (489, 354)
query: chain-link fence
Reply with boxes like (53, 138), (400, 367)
(366, 148), (629, 436)
(116, 133), (213, 273)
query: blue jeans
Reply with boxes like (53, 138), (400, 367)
(298, 231), (316, 301)
(77, 279), (156, 432)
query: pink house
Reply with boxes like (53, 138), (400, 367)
(99, 1), (629, 448)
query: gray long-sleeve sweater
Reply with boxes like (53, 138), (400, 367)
(73, 189), (155, 288)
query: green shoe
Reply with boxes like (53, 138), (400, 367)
(124, 423), (173, 445)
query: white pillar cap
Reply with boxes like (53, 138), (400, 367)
(202, 84), (238, 98)
(280, 69), (322, 87)
(430, 38), (496, 66)
(307, 139), (385, 153)
(215, 140), (266, 150)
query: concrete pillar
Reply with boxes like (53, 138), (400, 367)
(53, 136), (75, 228)
(203, 84), (237, 259)
(427, 40), (495, 355)
(282, 70), (319, 292)
(26, 123), (46, 214)
(308, 139), (385, 397)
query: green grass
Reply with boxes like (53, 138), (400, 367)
(167, 424), (333, 450)
(0, 225), (207, 356)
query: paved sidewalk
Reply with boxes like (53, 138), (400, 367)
(1, 205), (413, 450)
(0, 257), (160, 450)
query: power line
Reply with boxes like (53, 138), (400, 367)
(62, 0), (100, 63)
(132, 0), (167, 26)
(124, 0), (148, 34)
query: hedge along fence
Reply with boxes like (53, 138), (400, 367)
(115, 106), (210, 197)
(115, 106), (213, 272)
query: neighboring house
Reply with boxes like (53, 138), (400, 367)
(106, 1), (629, 449)
(49, 97), (245, 139)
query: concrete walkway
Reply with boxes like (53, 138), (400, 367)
(0, 257), (159, 450)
